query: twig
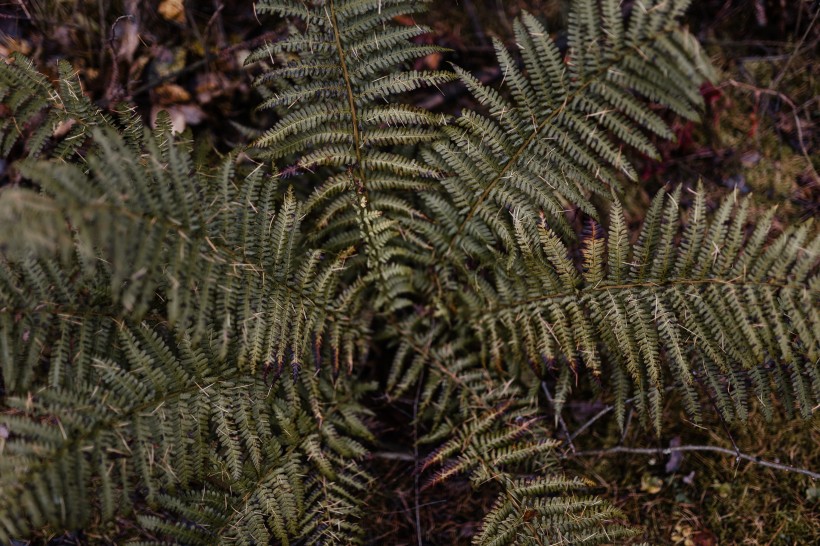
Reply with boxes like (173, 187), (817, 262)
(568, 388), (675, 443)
(722, 79), (819, 181)
(541, 381), (576, 453)
(569, 445), (820, 480)
(769, 7), (819, 92)
(412, 370), (424, 546)
(104, 15), (133, 105)
(568, 404), (613, 442)
(13, 0), (32, 22)
(704, 383), (741, 459)
(619, 407), (633, 444)
(372, 450), (415, 462)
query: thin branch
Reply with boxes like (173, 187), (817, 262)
(541, 381), (576, 453)
(568, 388), (675, 443)
(14, 0), (32, 21)
(724, 79), (819, 181)
(769, 7), (819, 91)
(568, 404), (613, 442)
(412, 369), (424, 546)
(569, 445), (820, 480)
(371, 450), (415, 462)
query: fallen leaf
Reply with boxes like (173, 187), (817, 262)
(152, 104), (205, 134)
(640, 472), (663, 494)
(159, 0), (186, 24)
(665, 436), (683, 473)
(419, 52), (443, 70)
(155, 83), (191, 105)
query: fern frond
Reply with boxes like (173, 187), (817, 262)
(249, 0), (455, 311)
(0, 125), (367, 387)
(421, 0), (715, 269)
(0, 54), (121, 161)
(467, 186), (818, 427)
(0, 324), (373, 545)
(420, 398), (640, 545)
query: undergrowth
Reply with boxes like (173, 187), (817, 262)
(0, 1), (817, 544)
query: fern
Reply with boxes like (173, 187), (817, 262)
(0, 53), (122, 162)
(419, 0), (715, 253)
(0, 118), (368, 389)
(0, 0), (817, 543)
(0, 323), (372, 544)
(422, 399), (638, 546)
(248, 0), (455, 312)
(463, 185), (819, 429)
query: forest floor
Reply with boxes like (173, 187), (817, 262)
(1, 0), (818, 544)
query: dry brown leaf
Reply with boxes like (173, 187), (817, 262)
(159, 0), (186, 24)
(53, 119), (76, 139)
(154, 83), (191, 105)
(151, 104), (205, 134)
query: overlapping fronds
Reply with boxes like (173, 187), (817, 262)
(248, 0), (455, 311)
(0, 53), (120, 161)
(0, 122), (368, 394)
(0, 324), (372, 545)
(0, 255), (117, 393)
(421, 400), (639, 545)
(420, 0), (715, 262)
(1, 0), (817, 544)
(466, 186), (819, 429)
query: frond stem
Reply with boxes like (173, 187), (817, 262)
(327, 0), (365, 190)
(478, 278), (811, 317)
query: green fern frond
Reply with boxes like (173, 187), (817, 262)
(0, 324), (372, 544)
(467, 186), (818, 428)
(249, 0), (456, 311)
(421, 0), (715, 266)
(0, 0), (817, 544)
(420, 398), (640, 545)
(0, 54), (121, 161)
(0, 124), (368, 387)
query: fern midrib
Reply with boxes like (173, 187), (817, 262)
(328, 0), (365, 188)
(475, 277), (813, 316)
(24, 198), (334, 313)
(440, 25), (690, 259)
(326, 0), (413, 302)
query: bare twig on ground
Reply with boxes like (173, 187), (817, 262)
(373, 443), (820, 480)
(770, 8), (819, 92)
(569, 444), (820, 480)
(413, 371), (424, 546)
(13, 0), (32, 22)
(723, 79), (819, 181)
